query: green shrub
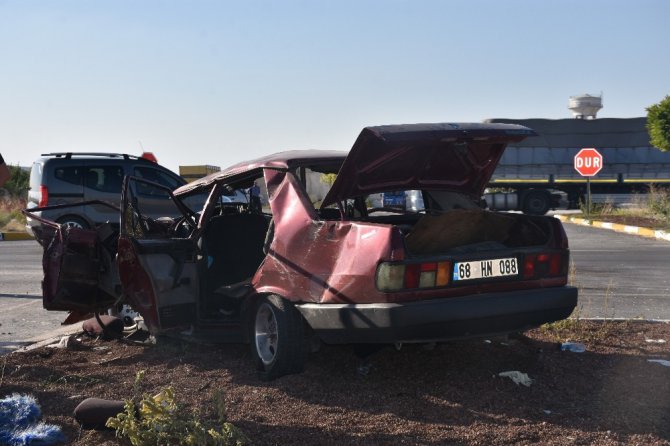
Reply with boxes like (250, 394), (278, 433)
(646, 186), (670, 221)
(106, 386), (249, 446)
(0, 197), (27, 229)
(1, 165), (29, 199)
(578, 198), (616, 216)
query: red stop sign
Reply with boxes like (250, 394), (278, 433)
(574, 148), (603, 177)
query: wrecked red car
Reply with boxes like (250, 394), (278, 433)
(25, 123), (578, 379)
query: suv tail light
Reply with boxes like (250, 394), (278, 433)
(377, 261), (451, 292)
(38, 185), (49, 207)
(523, 252), (567, 279)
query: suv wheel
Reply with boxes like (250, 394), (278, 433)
(56, 216), (89, 230)
(251, 295), (306, 380)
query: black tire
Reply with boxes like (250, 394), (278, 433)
(522, 190), (551, 215)
(56, 215), (90, 230)
(251, 294), (306, 380)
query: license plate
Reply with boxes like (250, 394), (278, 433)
(453, 257), (518, 281)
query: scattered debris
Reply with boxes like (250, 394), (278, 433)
(198, 381), (213, 392)
(73, 398), (125, 429)
(647, 359), (670, 367)
(483, 340), (492, 344)
(356, 360), (372, 377)
(560, 342), (586, 353)
(645, 339), (667, 344)
(92, 356), (123, 366)
(0, 393), (65, 445)
(498, 371), (533, 387)
(82, 315), (124, 340)
(47, 335), (82, 350)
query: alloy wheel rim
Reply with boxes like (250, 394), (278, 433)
(63, 221), (84, 229)
(255, 303), (278, 365)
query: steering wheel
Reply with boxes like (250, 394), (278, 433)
(170, 215), (196, 238)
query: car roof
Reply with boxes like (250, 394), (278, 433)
(174, 122), (536, 199)
(38, 153), (155, 163)
(174, 150), (347, 195)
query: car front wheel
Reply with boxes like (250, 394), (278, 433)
(251, 294), (306, 380)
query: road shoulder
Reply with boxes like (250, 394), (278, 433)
(553, 214), (670, 242)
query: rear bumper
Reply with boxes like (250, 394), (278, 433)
(296, 286), (578, 344)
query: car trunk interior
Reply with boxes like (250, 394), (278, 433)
(403, 209), (551, 255)
(359, 209), (552, 255)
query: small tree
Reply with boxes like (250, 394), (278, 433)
(0, 166), (29, 199)
(646, 95), (670, 152)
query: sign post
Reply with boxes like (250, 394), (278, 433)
(574, 148), (603, 216)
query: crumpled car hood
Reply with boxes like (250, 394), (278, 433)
(320, 122), (536, 208)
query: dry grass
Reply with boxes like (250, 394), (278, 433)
(578, 188), (670, 230)
(0, 196), (27, 231)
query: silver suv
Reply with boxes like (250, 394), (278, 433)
(26, 152), (185, 236)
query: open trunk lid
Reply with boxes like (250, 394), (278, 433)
(321, 123), (536, 208)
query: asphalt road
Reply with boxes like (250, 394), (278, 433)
(0, 240), (70, 354)
(1, 223), (669, 354)
(564, 223), (670, 320)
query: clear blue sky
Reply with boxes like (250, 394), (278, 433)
(1, 0), (668, 173)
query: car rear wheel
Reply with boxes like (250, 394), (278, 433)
(251, 294), (305, 380)
(56, 215), (89, 230)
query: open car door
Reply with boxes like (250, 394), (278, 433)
(22, 201), (121, 312)
(117, 176), (200, 333)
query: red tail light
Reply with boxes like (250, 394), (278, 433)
(377, 261), (451, 291)
(404, 264), (420, 289)
(38, 185), (49, 207)
(523, 255), (536, 279)
(523, 252), (564, 279)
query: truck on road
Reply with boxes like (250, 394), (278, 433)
(484, 117), (670, 214)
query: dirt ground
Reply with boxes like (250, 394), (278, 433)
(1, 320), (669, 445)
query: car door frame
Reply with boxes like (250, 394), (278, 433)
(22, 200), (121, 312)
(117, 175), (201, 333)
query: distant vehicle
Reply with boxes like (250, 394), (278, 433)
(484, 117), (670, 214)
(25, 152), (185, 237)
(25, 123), (577, 380)
(222, 189), (248, 204)
(382, 190), (406, 209)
